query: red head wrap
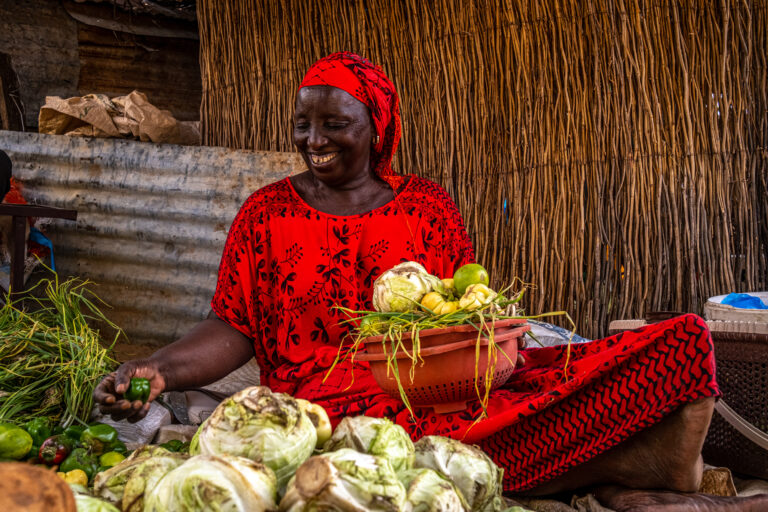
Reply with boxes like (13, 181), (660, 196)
(298, 52), (404, 191)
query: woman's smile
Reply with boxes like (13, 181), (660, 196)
(292, 86), (373, 187)
(309, 151), (340, 166)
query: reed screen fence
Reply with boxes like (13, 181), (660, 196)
(199, 0), (767, 338)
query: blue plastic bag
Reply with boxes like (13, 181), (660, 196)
(721, 293), (768, 310)
(28, 227), (55, 272)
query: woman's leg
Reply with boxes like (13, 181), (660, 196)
(481, 314), (720, 492)
(523, 397), (714, 495)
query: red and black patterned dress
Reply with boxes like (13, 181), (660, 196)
(212, 175), (719, 491)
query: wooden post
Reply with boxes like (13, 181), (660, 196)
(0, 204), (78, 295)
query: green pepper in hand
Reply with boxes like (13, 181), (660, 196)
(60, 447), (99, 482)
(124, 377), (151, 403)
(79, 423), (119, 455)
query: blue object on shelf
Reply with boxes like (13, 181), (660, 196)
(28, 227), (55, 272)
(722, 292), (768, 310)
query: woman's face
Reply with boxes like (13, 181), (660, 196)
(293, 86), (374, 187)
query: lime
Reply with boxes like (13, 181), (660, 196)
(0, 426), (33, 460)
(99, 451), (126, 468)
(453, 263), (490, 295)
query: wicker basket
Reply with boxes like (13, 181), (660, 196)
(701, 320), (768, 479)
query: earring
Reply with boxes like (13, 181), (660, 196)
(373, 135), (380, 145)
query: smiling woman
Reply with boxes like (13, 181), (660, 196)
(290, 86), (394, 215)
(92, 53), (732, 506)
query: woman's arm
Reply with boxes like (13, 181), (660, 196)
(93, 313), (255, 422)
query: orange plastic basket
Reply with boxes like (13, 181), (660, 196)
(355, 318), (529, 413)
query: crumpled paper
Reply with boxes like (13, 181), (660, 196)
(38, 90), (199, 145)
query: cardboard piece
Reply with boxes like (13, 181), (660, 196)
(38, 91), (199, 145)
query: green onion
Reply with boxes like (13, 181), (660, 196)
(0, 274), (122, 427)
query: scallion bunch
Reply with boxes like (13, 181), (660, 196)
(0, 275), (121, 427)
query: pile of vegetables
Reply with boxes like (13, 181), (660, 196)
(75, 386), (528, 511)
(0, 276), (130, 471)
(332, 261), (573, 416)
(0, 419), (128, 483)
(0, 276), (170, 509)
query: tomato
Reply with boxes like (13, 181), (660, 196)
(453, 263), (490, 295)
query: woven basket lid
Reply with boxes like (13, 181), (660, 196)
(704, 292), (768, 323)
(0, 463), (76, 512)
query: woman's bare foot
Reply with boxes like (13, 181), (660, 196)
(595, 485), (768, 512)
(523, 398), (715, 495)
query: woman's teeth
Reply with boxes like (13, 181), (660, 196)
(310, 152), (338, 165)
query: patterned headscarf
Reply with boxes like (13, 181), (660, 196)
(298, 52), (404, 191)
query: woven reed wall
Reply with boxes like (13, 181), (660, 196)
(199, 0), (767, 338)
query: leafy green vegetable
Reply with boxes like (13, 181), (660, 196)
(191, 386), (316, 492)
(398, 468), (467, 512)
(92, 445), (185, 509)
(372, 261), (443, 313)
(413, 436), (504, 512)
(323, 415), (414, 472)
(73, 493), (121, 512)
(143, 454), (277, 512)
(281, 448), (406, 511)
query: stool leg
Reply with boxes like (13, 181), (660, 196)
(11, 215), (25, 294)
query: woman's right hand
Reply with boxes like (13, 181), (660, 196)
(93, 359), (167, 423)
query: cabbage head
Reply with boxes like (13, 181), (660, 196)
(413, 436), (504, 512)
(144, 454), (277, 512)
(398, 468), (467, 512)
(372, 261), (443, 312)
(92, 445), (186, 508)
(193, 386), (317, 491)
(280, 448), (406, 512)
(69, 483), (119, 512)
(73, 494), (121, 512)
(324, 416), (414, 472)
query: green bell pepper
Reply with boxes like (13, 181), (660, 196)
(124, 377), (151, 403)
(63, 424), (85, 442)
(59, 447), (99, 482)
(79, 423), (119, 455)
(23, 418), (52, 448)
(23, 418), (53, 459)
(0, 424), (33, 460)
(159, 439), (189, 453)
(110, 440), (127, 454)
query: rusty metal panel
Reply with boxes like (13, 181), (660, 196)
(1, 130), (304, 346)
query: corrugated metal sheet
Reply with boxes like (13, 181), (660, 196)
(1, 130), (304, 346)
